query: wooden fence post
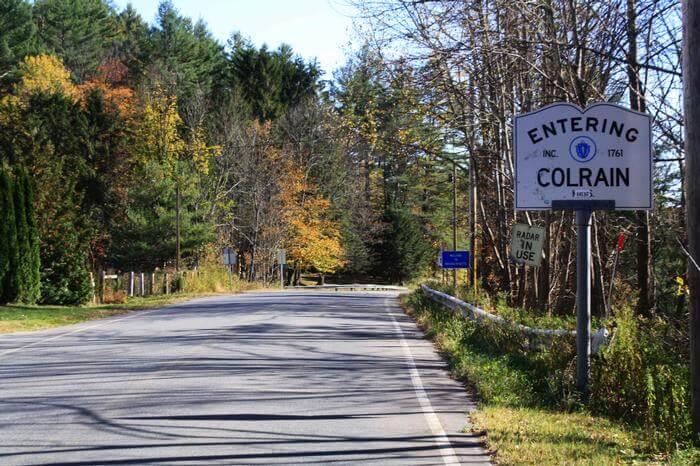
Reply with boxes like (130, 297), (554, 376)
(165, 273), (170, 294)
(150, 272), (155, 295)
(100, 270), (106, 304)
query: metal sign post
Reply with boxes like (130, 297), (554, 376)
(515, 102), (652, 398)
(278, 249), (286, 289)
(576, 210), (592, 395)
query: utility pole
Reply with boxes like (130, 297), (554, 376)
(452, 159), (457, 290)
(175, 183), (181, 272)
(470, 153), (478, 294)
(682, 0), (700, 435)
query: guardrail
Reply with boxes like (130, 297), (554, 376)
(292, 284), (408, 292)
(421, 284), (609, 354)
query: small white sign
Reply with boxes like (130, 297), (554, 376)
(510, 224), (546, 267)
(514, 102), (652, 210)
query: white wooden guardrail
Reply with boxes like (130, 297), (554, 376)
(421, 284), (609, 354)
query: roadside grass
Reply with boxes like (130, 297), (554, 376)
(402, 290), (700, 465)
(0, 281), (266, 334)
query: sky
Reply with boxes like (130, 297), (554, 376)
(111, 0), (357, 77)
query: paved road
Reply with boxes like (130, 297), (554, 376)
(0, 291), (490, 465)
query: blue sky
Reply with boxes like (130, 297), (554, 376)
(112, 0), (356, 77)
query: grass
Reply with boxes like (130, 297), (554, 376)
(0, 293), (214, 333)
(0, 274), (268, 334)
(401, 289), (700, 465)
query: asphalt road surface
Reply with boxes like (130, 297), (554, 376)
(0, 291), (491, 465)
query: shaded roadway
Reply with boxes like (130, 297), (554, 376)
(0, 291), (490, 465)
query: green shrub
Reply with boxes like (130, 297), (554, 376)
(590, 306), (694, 450)
(0, 169), (18, 304)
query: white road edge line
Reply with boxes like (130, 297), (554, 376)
(385, 297), (461, 466)
(0, 305), (174, 359)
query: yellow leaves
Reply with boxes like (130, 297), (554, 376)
(186, 124), (220, 175)
(136, 86), (185, 173)
(15, 55), (78, 100)
(278, 164), (346, 274)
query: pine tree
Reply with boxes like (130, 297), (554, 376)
(376, 206), (431, 284)
(33, 0), (116, 82)
(0, 0), (40, 90)
(13, 168), (40, 303)
(0, 168), (18, 304)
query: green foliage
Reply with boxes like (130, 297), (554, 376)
(40, 229), (92, 305)
(0, 0), (39, 90)
(11, 168), (40, 303)
(591, 307), (694, 450)
(33, 0), (117, 81)
(148, 1), (226, 99)
(375, 206), (432, 283)
(0, 168), (18, 304)
(227, 36), (319, 121)
(108, 160), (214, 270)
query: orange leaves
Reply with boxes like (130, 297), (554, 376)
(278, 163), (346, 274)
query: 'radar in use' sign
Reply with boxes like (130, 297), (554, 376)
(510, 224), (546, 267)
(514, 103), (652, 210)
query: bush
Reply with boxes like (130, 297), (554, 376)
(590, 307), (694, 450)
(0, 168), (18, 304)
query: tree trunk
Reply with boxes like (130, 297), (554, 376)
(627, 0), (654, 315)
(682, 0), (700, 435)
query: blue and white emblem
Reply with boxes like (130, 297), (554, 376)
(569, 136), (597, 163)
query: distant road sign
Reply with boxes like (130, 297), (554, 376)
(514, 102), (652, 210)
(510, 224), (545, 267)
(222, 248), (237, 265)
(278, 249), (286, 265)
(441, 251), (470, 269)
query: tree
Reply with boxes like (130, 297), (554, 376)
(0, 168), (17, 304)
(376, 205), (431, 284)
(16, 167), (40, 303)
(227, 37), (319, 121)
(33, 0), (116, 82)
(0, 0), (39, 90)
(280, 165), (345, 283)
(14, 54), (77, 100)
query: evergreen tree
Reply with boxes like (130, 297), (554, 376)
(148, 1), (225, 100)
(33, 0), (117, 81)
(0, 168), (17, 304)
(13, 168), (40, 303)
(227, 37), (319, 121)
(0, 0), (40, 90)
(376, 205), (431, 284)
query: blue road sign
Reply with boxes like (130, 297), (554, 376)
(441, 251), (470, 269)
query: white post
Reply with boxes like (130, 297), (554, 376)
(129, 271), (134, 297)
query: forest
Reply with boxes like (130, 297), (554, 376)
(0, 0), (695, 457)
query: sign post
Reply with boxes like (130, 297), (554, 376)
(278, 249), (286, 289)
(514, 102), (652, 398)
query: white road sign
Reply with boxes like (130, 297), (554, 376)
(510, 224), (546, 267)
(514, 103), (652, 210)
